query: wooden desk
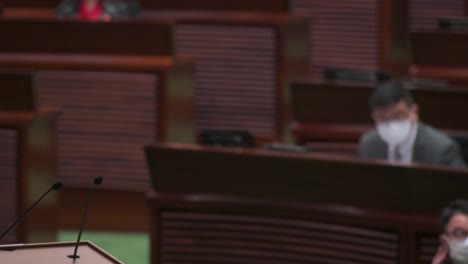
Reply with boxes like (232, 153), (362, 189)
(145, 143), (468, 264)
(410, 30), (468, 84)
(0, 241), (123, 263)
(289, 80), (468, 150)
(145, 143), (468, 213)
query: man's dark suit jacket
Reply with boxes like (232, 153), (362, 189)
(358, 122), (466, 168)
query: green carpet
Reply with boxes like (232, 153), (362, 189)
(58, 230), (149, 264)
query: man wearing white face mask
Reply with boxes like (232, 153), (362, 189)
(432, 199), (468, 264)
(358, 80), (465, 168)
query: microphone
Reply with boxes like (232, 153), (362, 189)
(68, 176), (103, 259)
(0, 180), (64, 241)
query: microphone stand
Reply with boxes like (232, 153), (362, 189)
(68, 177), (102, 260)
(0, 181), (63, 241)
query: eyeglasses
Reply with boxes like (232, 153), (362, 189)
(372, 112), (410, 123)
(448, 228), (468, 240)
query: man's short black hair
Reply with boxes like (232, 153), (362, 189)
(440, 199), (468, 232)
(369, 80), (414, 111)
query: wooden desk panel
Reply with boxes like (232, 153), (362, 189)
(145, 143), (468, 213)
(149, 193), (444, 264)
(0, 18), (172, 56)
(145, 143), (467, 264)
(411, 30), (468, 84)
(0, 71), (36, 110)
(412, 30), (468, 67)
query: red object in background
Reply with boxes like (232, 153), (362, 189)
(78, 0), (103, 20)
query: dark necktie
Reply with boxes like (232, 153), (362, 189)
(394, 146), (402, 161)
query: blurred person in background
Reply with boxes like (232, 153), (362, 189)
(56, 0), (139, 21)
(358, 80), (465, 168)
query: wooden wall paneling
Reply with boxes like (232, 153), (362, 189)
(175, 23), (278, 141)
(0, 129), (18, 244)
(410, 0), (464, 30)
(0, 53), (195, 230)
(0, 18), (196, 191)
(466, 0), (468, 16)
(290, 0), (413, 77)
(59, 188), (150, 231)
(0, 110), (60, 244)
(139, 13), (309, 143)
(0, 71), (36, 110)
(36, 70), (158, 190)
(140, 0), (290, 12)
(147, 192), (442, 263)
(291, 0), (380, 78)
(417, 233), (439, 264)
(0, 55), (195, 191)
(379, 0), (411, 76)
(158, 209), (399, 263)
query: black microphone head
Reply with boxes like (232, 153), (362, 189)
(52, 180), (64, 190)
(94, 176), (103, 185)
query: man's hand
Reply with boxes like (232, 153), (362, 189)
(432, 235), (449, 264)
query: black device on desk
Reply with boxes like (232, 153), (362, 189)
(324, 67), (391, 82)
(439, 18), (468, 29)
(200, 130), (255, 148)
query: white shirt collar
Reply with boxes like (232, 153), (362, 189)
(387, 122), (418, 164)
